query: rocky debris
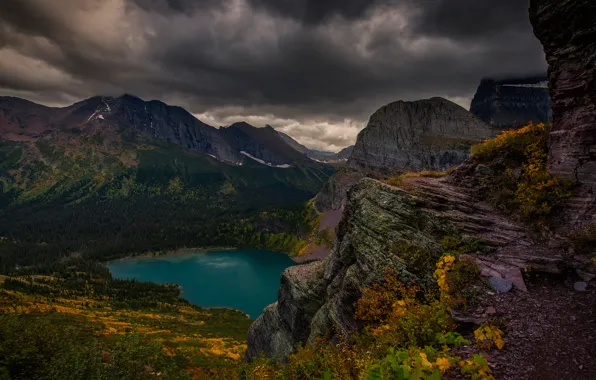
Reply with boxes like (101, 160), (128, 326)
(469, 76), (552, 131)
(487, 277), (513, 293)
(574, 282), (588, 292)
(577, 269), (596, 283)
(474, 164), (493, 177)
(530, 0), (596, 225)
(447, 275), (596, 380)
(347, 97), (494, 172)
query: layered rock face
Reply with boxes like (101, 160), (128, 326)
(347, 98), (493, 172)
(313, 169), (365, 211)
(470, 76), (552, 131)
(246, 176), (566, 361)
(530, 0), (596, 221)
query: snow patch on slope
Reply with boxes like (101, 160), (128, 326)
(240, 151), (292, 168)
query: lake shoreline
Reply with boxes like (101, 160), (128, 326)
(105, 246), (238, 264)
(107, 249), (296, 320)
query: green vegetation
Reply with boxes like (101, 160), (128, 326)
(242, 266), (496, 380)
(0, 135), (333, 271)
(570, 224), (596, 265)
(242, 235), (494, 380)
(391, 242), (434, 276)
(0, 132), (331, 379)
(0, 258), (252, 379)
(469, 122), (573, 222)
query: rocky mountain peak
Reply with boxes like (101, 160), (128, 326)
(347, 97), (493, 172)
(470, 74), (552, 131)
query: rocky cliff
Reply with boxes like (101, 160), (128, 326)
(347, 97), (493, 172)
(313, 169), (365, 211)
(530, 0), (596, 224)
(469, 76), (552, 131)
(246, 173), (586, 362)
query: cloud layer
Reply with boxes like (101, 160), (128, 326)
(0, 0), (546, 151)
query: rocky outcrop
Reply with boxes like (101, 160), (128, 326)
(313, 169), (365, 211)
(347, 97), (494, 172)
(246, 175), (578, 361)
(530, 0), (596, 223)
(470, 76), (552, 131)
(245, 261), (327, 362)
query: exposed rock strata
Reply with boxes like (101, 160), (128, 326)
(246, 176), (583, 361)
(470, 76), (552, 131)
(530, 0), (596, 223)
(313, 169), (365, 211)
(347, 97), (493, 172)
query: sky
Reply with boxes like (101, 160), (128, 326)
(0, 0), (547, 152)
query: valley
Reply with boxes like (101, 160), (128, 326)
(1, 0), (595, 379)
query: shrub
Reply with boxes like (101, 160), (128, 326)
(442, 236), (487, 255)
(434, 254), (481, 310)
(470, 122), (549, 162)
(470, 122), (572, 221)
(516, 139), (572, 218)
(385, 171), (446, 189)
(355, 270), (455, 349)
(570, 223), (596, 255)
(459, 354), (495, 380)
(391, 242), (434, 275)
(402, 171), (448, 178)
(474, 324), (505, 351)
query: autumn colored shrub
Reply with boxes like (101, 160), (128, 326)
(570, 223), (596, 255)
(459, 354), (495, 380)
(402, 171), (448, 178)
(365, 347), (456, 379)
(391, 242), (434, 275)
(516, 138), (572, 218)
(434, 253), (481, 310)
(441, 236), (487, 255)
(355, 270), (455, 349)
(474, 324), (505, 351)
(471, 122), (549, 162)
(470, 122), (572, 221)
(385, 171), (446, 188)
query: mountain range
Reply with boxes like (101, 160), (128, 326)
(0, 94), (336, 259)
(277, 131), (353, 163)
(0, 94), (344, 168)
(469, 75), (552, 130)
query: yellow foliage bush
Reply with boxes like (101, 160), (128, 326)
(471, 122), (572, 220)
(460, 354), (495, 380)
(474, 324), (505, 351)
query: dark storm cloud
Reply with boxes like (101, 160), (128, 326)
(247, 0), (382, 25)
(414, 0), (530, 40)
(0, 0), (546, 150)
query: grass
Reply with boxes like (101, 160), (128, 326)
(0, 275), (252, 377)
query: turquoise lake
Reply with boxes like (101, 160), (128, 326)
(107, 250), (295, 319)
